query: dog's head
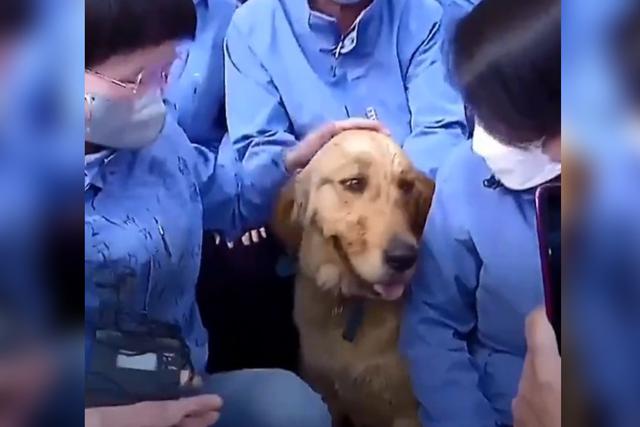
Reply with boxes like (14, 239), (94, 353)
(274, 130), (435, 301)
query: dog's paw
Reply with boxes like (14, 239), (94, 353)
(316, 264), (341, 291)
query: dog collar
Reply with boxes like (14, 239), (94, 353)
(342, 300), (366, 343)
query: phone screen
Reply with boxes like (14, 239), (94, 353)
(535, 183), (561, 352)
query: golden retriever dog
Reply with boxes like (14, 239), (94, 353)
(274, 130), (435, 427)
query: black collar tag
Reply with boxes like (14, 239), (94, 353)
(342, 300), (365, 343)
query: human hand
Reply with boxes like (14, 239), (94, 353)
(240, 227), (268, 247)
(85, 395), (223, 427)
(284, 119), (390, 173)
(213, 227), (268, 249)
(512, 307), (561, 427)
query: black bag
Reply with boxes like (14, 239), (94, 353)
(85, 311), (197, 407)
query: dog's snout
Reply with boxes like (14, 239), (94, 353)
(384, 237), (418, 272)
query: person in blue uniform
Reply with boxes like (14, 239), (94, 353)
(165, 0), (300, 375)
(84, 0), (384, 425)
(164, 0), (239, 238)
(438, 0), (481, 40)
(225, 0), (469, 180)
(400, 0), (561, 426)
(165, 0), (236, 150)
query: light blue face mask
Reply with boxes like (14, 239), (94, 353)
(85, 89), (167, 149)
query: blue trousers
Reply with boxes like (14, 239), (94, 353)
(202, 369), (331, 427)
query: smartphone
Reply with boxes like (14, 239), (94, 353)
(535, 182), (561, 352)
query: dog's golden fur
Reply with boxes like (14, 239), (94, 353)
(274, 130), (435, 427)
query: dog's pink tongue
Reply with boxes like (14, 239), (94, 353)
(373, 283), (406, 301)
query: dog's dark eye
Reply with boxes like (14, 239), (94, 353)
(340, 176), (368, 193)
(398, 178), (415, 194)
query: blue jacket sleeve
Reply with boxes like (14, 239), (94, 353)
(441, 0), (479, 13)
(401, 4), (469, 180)
(187, 133), (286, 241)
(400, 173), (497, 427)
(185, 18), (297, 240)
(168, 0), (237, 149)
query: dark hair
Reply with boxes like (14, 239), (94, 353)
(451, 0), (561, 146)
(0, 0), (36, 38)
(85, 0), (196, 68)
(614, 3), (640, 108)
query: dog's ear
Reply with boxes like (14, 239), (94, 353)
(272, 180), (303, 254)
(271, 170), (312, 254)
(409, 173), (436, 237)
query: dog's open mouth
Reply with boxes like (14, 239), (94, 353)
(372, 282), (407, 301)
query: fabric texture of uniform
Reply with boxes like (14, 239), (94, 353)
(225, 0), (469, 179)
(401, 144), (545, 427)
(165, 0), (237, 150)
(85, 117), (288, 373)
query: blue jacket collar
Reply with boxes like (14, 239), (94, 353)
(84, 149), (116, 191)
(289, 0), (384, 57)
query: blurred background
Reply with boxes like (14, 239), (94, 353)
(563, 0), (640, 425)
(0, 0), (83, 425)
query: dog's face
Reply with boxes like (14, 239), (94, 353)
(275, 130), (435, 301)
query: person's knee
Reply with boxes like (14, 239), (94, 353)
(244, 369), (330, 427)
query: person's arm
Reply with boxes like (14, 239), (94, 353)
(188, 134), (255, 239)
(512, 307), (561, 427)
(85, 395), (222, 427)
(400, 174), (497, 427)
(168, 0), (237, 149)
(512, 307), (562, 427)
(216, 19), (296, 237)
(401, 2), (469, 180)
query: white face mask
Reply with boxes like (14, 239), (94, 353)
(472, 125), (561, 190)
(85, 89), (166, 149)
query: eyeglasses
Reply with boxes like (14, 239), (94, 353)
(86, 50), (189, 95)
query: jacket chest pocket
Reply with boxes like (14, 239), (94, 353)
(345, 66), (411, 141)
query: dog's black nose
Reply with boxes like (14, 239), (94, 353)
(384, 237), (418, 272)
